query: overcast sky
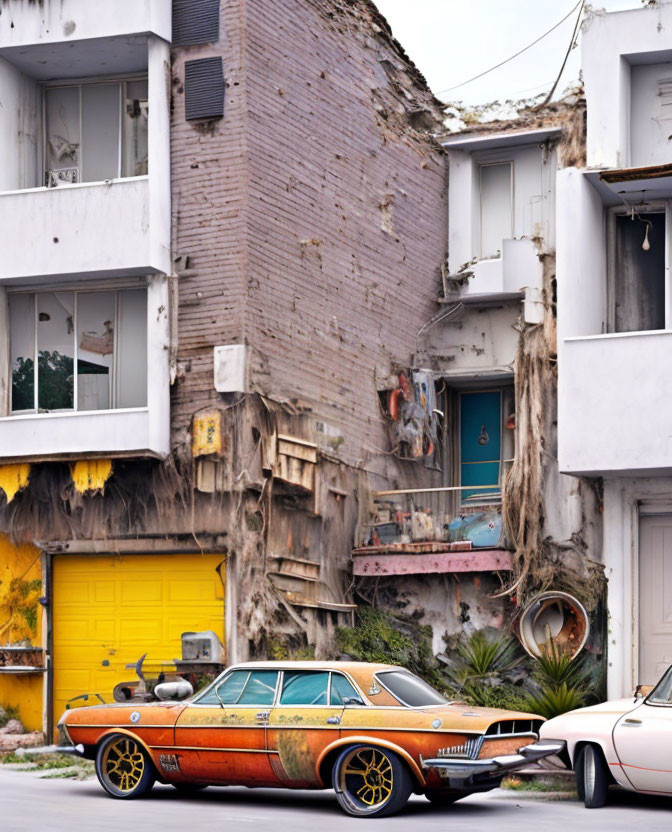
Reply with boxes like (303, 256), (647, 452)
(373, 1), (644, 105)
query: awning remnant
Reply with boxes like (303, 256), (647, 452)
(69, 459), (113, 494)
(0, 463), (30, 503)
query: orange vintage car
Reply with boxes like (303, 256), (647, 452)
(58, 660), (563, 817)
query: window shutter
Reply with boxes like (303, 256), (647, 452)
(172, 0), (220, 47)
(184, 58), (225, 120)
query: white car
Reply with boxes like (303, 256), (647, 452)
(540, 666), (672, 808)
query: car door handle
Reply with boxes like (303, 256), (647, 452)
(255, 711), (270, 722)
(326, 716), (341, 725)
(623, 718), (642, 726)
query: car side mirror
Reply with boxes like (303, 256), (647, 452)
(634, 683), (652, 700)
(343, 696), (366, 707)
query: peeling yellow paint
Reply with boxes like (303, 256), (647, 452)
(0, 463), (30, 503)
(69, 459), (113, 494)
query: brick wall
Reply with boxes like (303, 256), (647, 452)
(171, 0), (447, 468)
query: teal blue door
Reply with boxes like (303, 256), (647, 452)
(460, 392), (501, 502)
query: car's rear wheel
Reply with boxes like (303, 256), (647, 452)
(581, 744), (609, 809)
(333, 744), (413, 818)
(95, 734), (156, 799)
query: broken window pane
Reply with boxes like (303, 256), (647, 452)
(81, 83), (121, 182)
(10, 288), (147, 414)
(614, 212), (665, 333)
(77, 292), (115, 411)
(480, 162), (513, 259)
(37, 292), (74, 411)
(123, 80), (149, 177)
(9, 293), (35, 412)
(45, 86), (80, 186)
(44, 78), (148, 185)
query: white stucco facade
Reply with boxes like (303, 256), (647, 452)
(558, 2), (672, 698)
(0, 0), (171, 458)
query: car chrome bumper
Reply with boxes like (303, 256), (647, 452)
(15, 743), (85, 757)
(421, 740), (566, 779)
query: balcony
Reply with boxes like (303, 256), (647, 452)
(353, 486), (512, 577)
(442, 239), (544, 324)
(0, 178), (170, 282)
(559, 330), (672, 476)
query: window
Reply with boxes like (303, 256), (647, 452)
(330, 673), (362, 706)
(611, 211), (666, 333)
(375, 671), (447, 707)
(479, 162), (513, 258)
(9, 288), (147, 414)
(197, 670), (279, 706)
(44, 78), (148, 186)
(279, 671), (329, 706)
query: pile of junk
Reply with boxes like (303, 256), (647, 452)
(65, 630), (225, 710)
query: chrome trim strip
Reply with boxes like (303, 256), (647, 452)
(66, 724), (175, 729)
(149, 745), (280, 754)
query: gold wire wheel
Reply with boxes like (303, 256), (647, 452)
(340, 747), (394, 808)
(101, 737), (146, 793)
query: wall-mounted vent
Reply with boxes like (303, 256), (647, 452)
(185, 58), (225, 121)
(172, 0), (220, 46)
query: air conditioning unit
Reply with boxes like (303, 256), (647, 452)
(214, 344), (248, 393)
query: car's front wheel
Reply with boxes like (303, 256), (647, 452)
(95, 734), (156, 799)
(579, 744), (609, 809)
(333, 744), (413, 817)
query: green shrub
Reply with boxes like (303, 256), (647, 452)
(336, 607), (443, 687)
(524, 681), (588, 719)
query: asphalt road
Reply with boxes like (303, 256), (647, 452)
(1, 769), (672, 832)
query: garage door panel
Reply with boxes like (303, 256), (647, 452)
(120, 580), (163, 603)
(53, 553), (225, 726)
(93, 581), (116, 603)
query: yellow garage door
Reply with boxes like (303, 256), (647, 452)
(52, 553), (225, 724)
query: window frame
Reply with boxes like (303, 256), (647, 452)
(606, 202), (672, 334)
(7, 280), (148, 417)
(41, 73), (149, 187)
(478, 160), (514, 260)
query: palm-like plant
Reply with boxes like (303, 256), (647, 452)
(524, 681), (588, 719)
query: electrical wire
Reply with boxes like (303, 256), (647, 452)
(538, 0), (585, 106)
(435, 1), (583, 97)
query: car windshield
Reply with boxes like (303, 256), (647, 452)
(647, 665), (672, 704)
(376, 670), (448, 707)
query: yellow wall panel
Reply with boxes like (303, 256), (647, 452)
(0, 535), (43, 732)
(52, 553), (226, 727)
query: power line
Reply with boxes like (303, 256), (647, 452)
(539, 0), (585, 106)
(435, 1), (583, 98)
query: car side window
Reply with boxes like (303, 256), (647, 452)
(237, 671), (279, 705)
(196, 670), (249, 705)
(330, 673), (362, 706)
(279, 671), (329, 705)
